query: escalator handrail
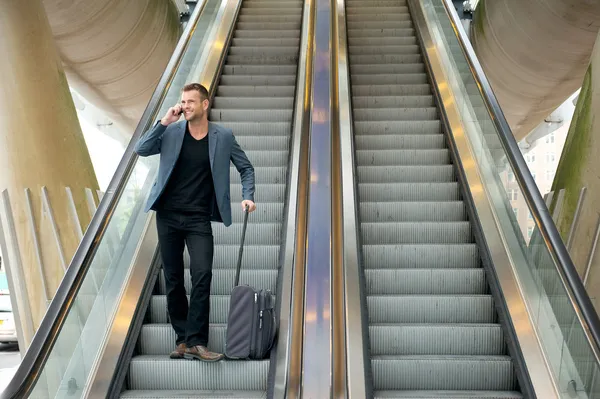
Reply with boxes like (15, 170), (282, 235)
(439, 0), (600, 360)
(0, 2), (210, 397)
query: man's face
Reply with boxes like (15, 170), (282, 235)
(181, 90), (209, 121)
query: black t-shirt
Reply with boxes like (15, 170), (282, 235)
(158, 124), (216, 215)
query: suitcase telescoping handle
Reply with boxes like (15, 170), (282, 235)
(234, 204), (250, 287)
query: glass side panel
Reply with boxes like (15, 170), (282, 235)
(418, 0), (600, 397)
(28, 1), (223, 397)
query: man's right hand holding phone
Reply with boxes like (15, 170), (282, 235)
(161, 104), (183, 126)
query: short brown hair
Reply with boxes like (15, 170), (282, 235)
(182, 83), (209, 101)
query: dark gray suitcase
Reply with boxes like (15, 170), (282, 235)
(224, 208), (277, 360)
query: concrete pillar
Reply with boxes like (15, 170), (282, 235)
(0, 0), (99, 339)
(43, 0), (182, 135)
(550, 30), (600, 313)
(471, 0), (600, 142)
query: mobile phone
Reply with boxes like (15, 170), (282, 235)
(177, 108), (184, 115)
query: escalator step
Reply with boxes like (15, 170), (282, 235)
(365, 269), (486, 295)
(217, 85), (296, 97)
(357, 165), (455, 183)
(219, 74), (297, 85)
(128, 356), (268, 390)
(157, 269), (277, 295)
(150, 295), (249, 324)
(359, 201), (465, 222)
(218, 122), (292, 135)
(229, 183), (286, 203)
(358, 183), (460, 201)
(139, 324), (228, 355)
(233, 30), (301, 38)
(355, 135), (446, 150)
(369, 324), (504, 355)
(367, 295), (495, 324)
(348, 37), (417, 46)
(373, 390), (522, 398)
(356, 149), (449, 165)
(360, 221), (472, 244)
(352, 84), (431, 97)
(213, 222), (282, 245)
(347, 29), (415, 39)
(347, 13), (412, 22)
(353, 120), (440, 135)
(362, 244), (479, 269)
(210, 109), (293, 122)
(213, 97), (294, 109)
(371, 356), (516, 391)
(229, 166), (287, 185)
(347, 6), (409, 14)
(352, 95), (434, 108)
(121, 390), (266, 399)
(352, 107), (438, 121)
(346, 21), (413, 30)
(349, 45), (420, 55)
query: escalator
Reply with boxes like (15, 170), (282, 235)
(337, 0), (600, 398)
(121, 0), (302, 397)
(346, 1), (521, 396)
(0, 0), (308, 398)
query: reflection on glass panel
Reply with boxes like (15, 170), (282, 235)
(28, 1), (224, 397)
(420, 0), (600, 396)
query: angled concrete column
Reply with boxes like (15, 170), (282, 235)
(472, 0), (600, 141)
(550, 30), (600, 313)
(43, 0), (182, 135)
(0, 0), (99, 340)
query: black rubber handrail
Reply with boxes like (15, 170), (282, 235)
(439, 0), (600, 359)
(0, 2), (210, 397)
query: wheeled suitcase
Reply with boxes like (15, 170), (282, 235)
(224, 207), (277, 360)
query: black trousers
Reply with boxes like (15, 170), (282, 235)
(156, 210), (214, 347)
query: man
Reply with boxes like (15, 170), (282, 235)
(135, 83), (256, 362)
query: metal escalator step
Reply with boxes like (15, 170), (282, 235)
(365, 269), (485, 295)
(367, 296), (495, 324)
(230, 202), (284, 222)
(348, 44), (421, 55)
(371, 355), (516, 391)
(217, 85), (295, 97)
(211, 245), (280, 269)
(347, 29), (414, 38)
(240, 150), (288, 167)
(232, 136), (290, 151)
(346, 13), (412, 22)
(218, 121), (291, 135)
(356, 149), (449, 166)
(362, 244), (479, 269)
(214, 97), (294, 109)
(353, 95), (434, 108)
(210, 108), (294, 123)
(359, 202), (465, 222)
(357, 165), (454, 183)
(234, 30), (300, 38)
(237, 22), (301, 30)
(350, 64), (424, 75)
(349, 54), (421, 64)
(242, 1), (302, 8)
(369, 324), (504, 355)
(227, 47), (299, 57)
(219, 75), (296, 85)
(121, 390), (266, 399)
(374, 391), (522, 399)
(139, 324), (227, 355)
(348, 37), (417, 46)
(128, 356), (268, 390)
(374, 391), (523, 399)
(223, 64), (297, 75)
(347, 6), (409, 14)
(353, 107), (438, 121)
(158, 269), (277, 295)
(360, 222), (472, 244)
(228, 40), (300, 51)
(355, 135), (445, 150)
(350, 74), (428, 85)
(225, 55), (298, 65)
(238, 15), (301, 22)
(347, 21), (413, 30)
(229, 183), (286, 202)
(211, 109), (293, 122)
(352, 84), (430, 97)
(347, 0), (407, 6)
(214, 222), (281, 245)
(354, 120), (440, 135)
(150, 296), (231, 324)
(230, 166), (286, 185)
(358, 183), (459, 202)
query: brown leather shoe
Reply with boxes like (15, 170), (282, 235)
(170, 343), (186, 359)
(183, 345), (224, 362)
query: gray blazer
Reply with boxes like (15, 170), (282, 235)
(134, 120), (255, 227)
